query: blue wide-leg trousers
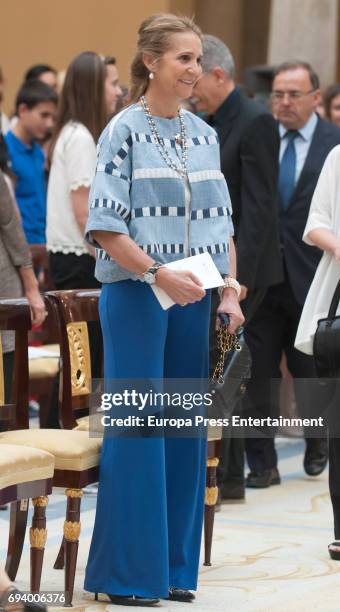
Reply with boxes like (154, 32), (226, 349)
(84, 280), (210, 598)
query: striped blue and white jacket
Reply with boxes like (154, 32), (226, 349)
(85, 103), (234, 283)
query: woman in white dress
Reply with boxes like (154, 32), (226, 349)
(295, 144), (340, 560)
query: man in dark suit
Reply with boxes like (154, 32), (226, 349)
(244, 60), (340, 487)
(193, 35), (283, 501)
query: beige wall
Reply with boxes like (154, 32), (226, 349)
(169, 0), (195, 14)
(242, 0), (271, 71)
(193, 0), (271, 80)
(1, 0), (171, 114)
(195, 0), (243, 76)
(1, 0), (274, 114)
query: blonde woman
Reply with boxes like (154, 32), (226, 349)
(84, 13), (243, 606)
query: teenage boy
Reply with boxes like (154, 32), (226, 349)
(5, 80), (57, 244)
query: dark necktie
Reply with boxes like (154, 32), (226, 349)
(279, 130), (299, 211)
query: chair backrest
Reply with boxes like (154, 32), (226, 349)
(45, 289), (101, 429)
(0, 335), (4, 407)
(0, 298), (31, 429)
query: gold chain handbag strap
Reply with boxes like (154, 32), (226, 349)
(211, 320), (242, 385)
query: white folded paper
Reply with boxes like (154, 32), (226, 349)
(151, 252), (224, 309)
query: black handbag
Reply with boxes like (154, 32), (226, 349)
(210, 314), (252, 419)
(313, 278), (340, 378)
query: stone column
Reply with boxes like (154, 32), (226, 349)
(268, 0), (338, 87)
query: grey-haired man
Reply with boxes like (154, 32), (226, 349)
(194, 35), (282, 499)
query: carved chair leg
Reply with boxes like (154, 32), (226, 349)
(5, 499), (29, 580)
(54, 537), (65, 570)
(30, 496), (48, 593)
(204, 457), (219, 567)
(63, 489), (82, 607)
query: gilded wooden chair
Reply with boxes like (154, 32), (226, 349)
(45, 289), (102, 430)
(0, 298), (102, 606)
(204, 430), (222, 566)
(0, 302), (55, 592)
(0, 445), (54, 593)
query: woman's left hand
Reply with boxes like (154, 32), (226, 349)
(217, 288), (245, 334)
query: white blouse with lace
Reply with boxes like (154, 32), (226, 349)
(46, 121), (96, 255)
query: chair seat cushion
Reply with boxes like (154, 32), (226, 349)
(0, 430), (101, 471)
(208, 424), (223, 441)
(29, 344), (60, 379)
(74, 414), (103, 434)
(0, 444), (54, 489)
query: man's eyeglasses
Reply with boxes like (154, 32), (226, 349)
(271, 89), (316, 101)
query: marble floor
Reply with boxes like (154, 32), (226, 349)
(1, 439), (340, 612)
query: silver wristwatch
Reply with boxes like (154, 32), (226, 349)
(143, 262), (164, 284)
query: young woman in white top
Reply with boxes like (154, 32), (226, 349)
(295, 145), (340, 561)
(46, 51), (122, 289)
(46, 51), (122, 424)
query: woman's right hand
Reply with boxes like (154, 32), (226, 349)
(155, 268), (206, 305)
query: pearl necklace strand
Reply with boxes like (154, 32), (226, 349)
(140, 95), (188, 178)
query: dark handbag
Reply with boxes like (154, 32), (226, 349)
(210, 314), (252, 419)
(313, 278), (340, 377)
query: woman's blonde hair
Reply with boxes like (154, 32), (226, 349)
(130, 13), (202, 103)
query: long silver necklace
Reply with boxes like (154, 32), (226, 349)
(140, 95), (188, 178)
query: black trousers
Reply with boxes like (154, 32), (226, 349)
(329, 437), (340, 538)
(209, 287), (266, 488)
(245, 276), (328, 473)
(48, 252), (102, 428)
(327, 388), (340, 538)
(49, 252), (101, 292)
